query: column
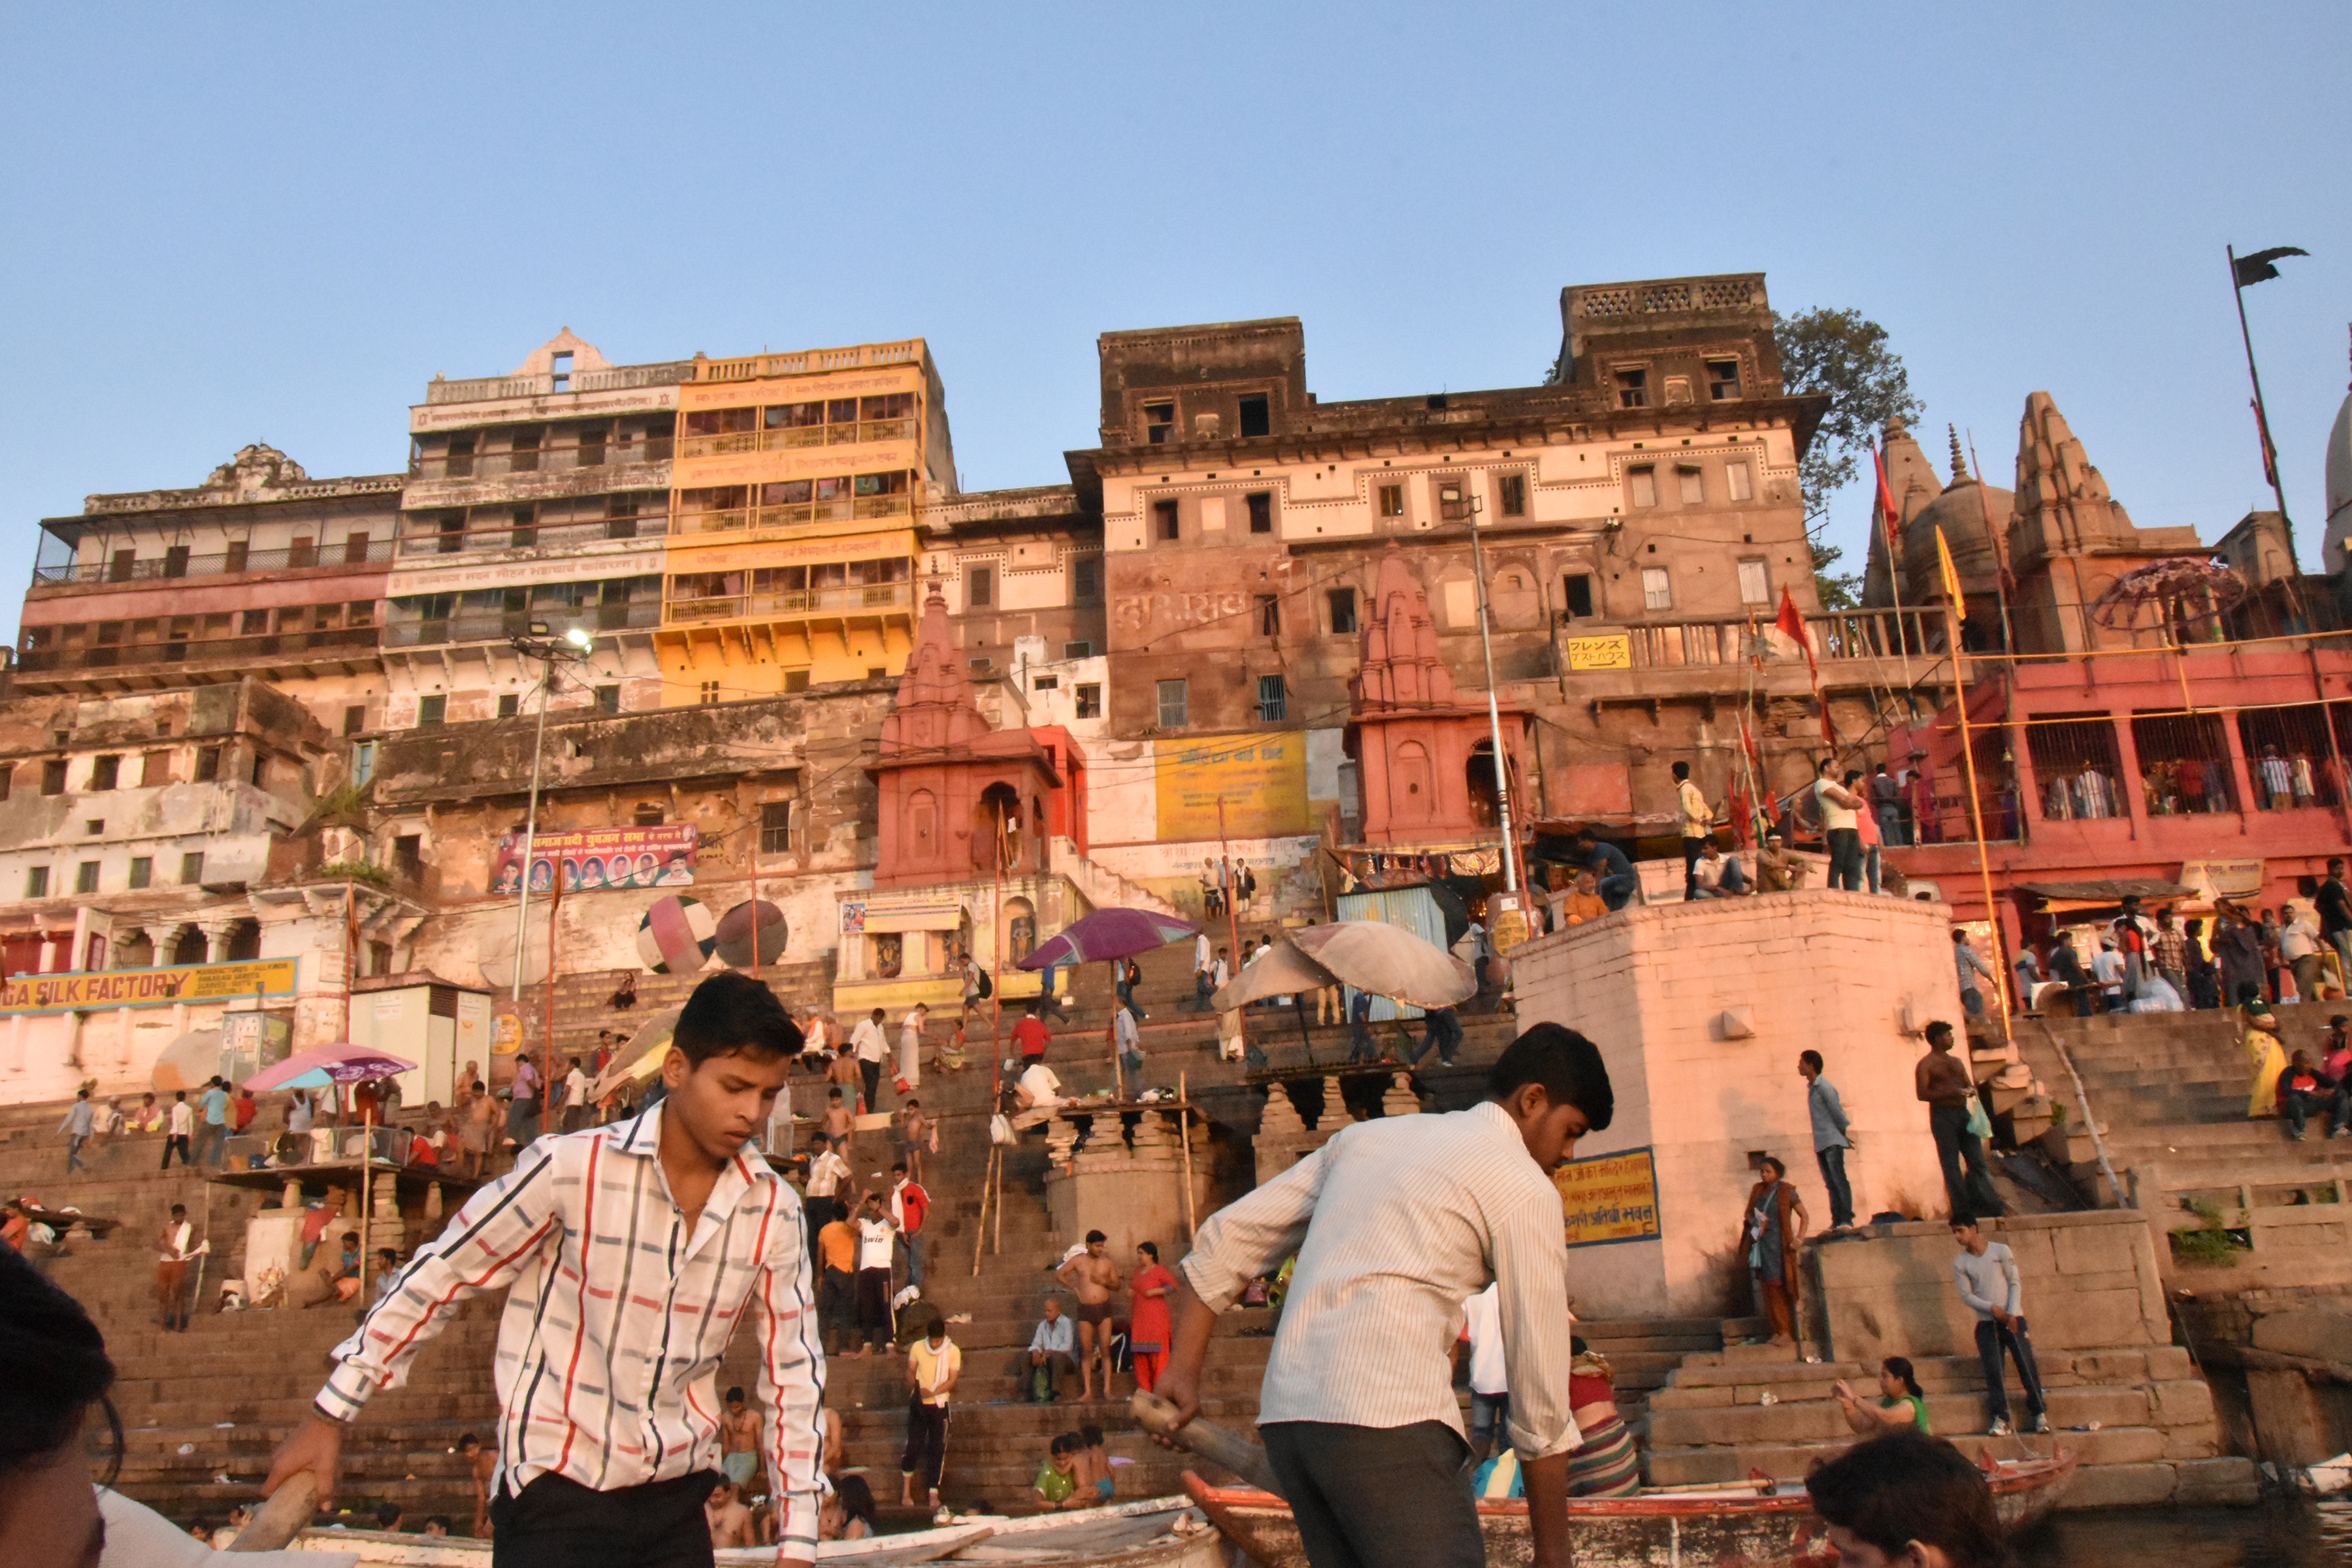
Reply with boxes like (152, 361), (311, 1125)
(2108, 711), (2149, 840)
(200, 921), (236, 964)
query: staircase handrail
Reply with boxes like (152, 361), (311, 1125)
(2030, 1015), (2129, 1208)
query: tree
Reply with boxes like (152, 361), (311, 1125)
(1774, 308), (1925, 608)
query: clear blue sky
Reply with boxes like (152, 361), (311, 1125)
(3, 3), (2346, 644)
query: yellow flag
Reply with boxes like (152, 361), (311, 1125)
(1935, 525), (1967, 623)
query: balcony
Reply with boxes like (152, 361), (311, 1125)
(693, 342), (923, 382)
(396, 513), (674, 556)
(14, 625), (382, 685)
(665, 581), (914, 625)
(410, 441), (674, 482)
(422, 361), (694, 406)
(1622, 608), (1939, 670)
(675, 419), (917, 461)
(32, 537), (396, 587)
(381, 601), (661, 649)
(671, 495), (913, 537)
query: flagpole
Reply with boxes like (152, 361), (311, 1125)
(1873, 442), (1918, 696)
(1942, 597), (2013, 1048)
(2228, 244), (2302, 572)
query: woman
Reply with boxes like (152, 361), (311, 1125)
(1835, 1356), (1931, 1434)
(2283, 901), (2324, 1003)
(2213, 904), (2266, 1009)
(2183, 917), (2221, 1010)
(1116, 959), (1147, 1021)
(1128, 1241), (1178, 1394)
(1565, 1338), (1641, 1497)
(1739, 1156), (1808, 1348)
(2244, 981), (2288, 1119)
(819, 1473), (876, 1540)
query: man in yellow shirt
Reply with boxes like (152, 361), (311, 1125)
(817, 1209), (860, 1356)
(1674, 760), (1714, 901)
(902, 1318), (961, 1509)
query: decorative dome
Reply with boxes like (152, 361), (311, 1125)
(1901, 425), (2012, 603)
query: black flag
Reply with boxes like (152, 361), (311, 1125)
(2233, 246), (2309, 287)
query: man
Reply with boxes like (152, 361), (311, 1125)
(1801, 1050), (1857, 1232)
(1690, 841), (1747, 899)
(1674, 760), (1712, 900)
(232, 1084), (259, 1135)
(719, 1386), (763, 1496)
(1869, 760), (1904, 847)
(703, 1480), (755, 1550)
(820, 1086), (856, 1167)
(59, 1086), (93, 1174)
(1952, 930), (1996, 1019)
(2151, 909), (2189, 1003)
(1012, 1002), (1052, 1066)
(561, 1057), (591, 1134)
(1154, 1024), (1614, 1568)
(463, 1081), (500, 1179)
(889, 1160), (930, 1290)
(1814, 759), (1867, 893)
(897, 1004), (928, 1094)
(1192, 932), (1216, 1013)
(804, 1131), (851, 1250)
(130, 1091), (164, 1134)
(1113, 1000), (1143, 1085)
(1056, 1231), (1124, 1402)
(850, 1007), (889, 1112)
(2321, 860), (2352, 983)
(197, 1075), (232, 1168)
(508, 1053), (541, 1148)
(1803, 1429), (2010, 1568)
(901, 1316), (960, 1510)
(156, 1203), (199, 1332)
(2283, 902), (2325, 1004)
(2010, 945), (2042, 1012)
(1754, 829), (1806, 893)
(1460, 1281), (1508, 1463)
(162, 1090), (194, 1170)
(1413, 1003), (1463, 1069)
(815, 1198), (860, 1355)
(851, 1192), (898, 1356)
(458, 1432), (496, 1539)
(1346, 987), (1378, 1065)
(1026, 1298), (1078, 1403)
(1916, 1021), (2002, 1220)
(2322, 1015), (2352, 1084)
(958, 952), (986, 1028)
(2090, 937), (2125, 1013)
(1574, 829), (1638, 911)
(2111, 894), (2153, 1003)
(2277, 1049), (2351, 1141)
(1950, 1218), (2048, 1436)
(261, 970), (825, 1568)
(1012, 1056), (1064, 1132)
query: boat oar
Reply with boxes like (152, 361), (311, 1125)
(1130, 1390), (1285, 1497)
(226, 1473), (317, 1552)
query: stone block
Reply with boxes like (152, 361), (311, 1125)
(2051, 1223), (2146, 1276)
(1644, 1385), (1737, 1411)
(2059, 1462), (2177, 1509)
(2146, 1378), (2217, 1429)
(2067, 1350), (2149, 1382)
(2163, 1430), (2224, 1460)
(2249, 1309), (2352, 1364)
(2171, 1456), (2262, 1506)
(2145, 1346), (2196, 1380)
(2072, 1424), (2168, 1466)
(1646, 1400), (1849, 1447)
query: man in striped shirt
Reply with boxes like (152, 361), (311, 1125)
(1155, 1022), (1614, 1568)
(261, 972), (823, 1568)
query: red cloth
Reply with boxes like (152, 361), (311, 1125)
(1130, 1264), (1179, 1348)
(232, 1093), (257, 1132)
(1013, 1016), (1050, 1059)
(1570, 1371), (1614, 1407)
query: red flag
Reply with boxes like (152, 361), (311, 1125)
(1774, 589), (1817, 678)
(1873, 446), (1902, 551)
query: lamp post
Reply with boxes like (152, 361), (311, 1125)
(1439, 482), (1521, 897)
(506, 625), (596, 1009)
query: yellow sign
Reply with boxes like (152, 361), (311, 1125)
(1564, 634), (1632, 672)
(1555, 1147), (1662, 1249)
(492, 1013), (525, 1056)
(1156, 733), (1309, 841)
(0, 958), (298, 1016)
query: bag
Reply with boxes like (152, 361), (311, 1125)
(989, 1113), (1013, 1146)
(1965, 1092), (1993, 1143)
(975, 970), (992, 999)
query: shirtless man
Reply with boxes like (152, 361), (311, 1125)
(720, 1384), (764, 1495)
(705, 1478), (757, 1549)
(457, 1432), (495, 1538)
(463, 1082), (500, 1180)
(821, 1086), (857, 1167)
(1056, 1230), (1124, 1401)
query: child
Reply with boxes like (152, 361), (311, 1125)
(822, 1086), (856, 1165)
(895, 1101), (933, 1183)
(1075, 1424), (1115, 1505)
(1033, 1432), (1082, 1511)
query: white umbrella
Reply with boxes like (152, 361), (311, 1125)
(1210, 921), (1476, 1013)
(591, 1006), (684, 1102)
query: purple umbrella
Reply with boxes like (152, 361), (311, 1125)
(244, 1042), (417, 1093)
(1013, 907), (1200, 970)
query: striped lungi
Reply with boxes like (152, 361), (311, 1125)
(1565, 1414), (1641, 1497)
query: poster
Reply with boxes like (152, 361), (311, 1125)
(1565, 633), (1633, 672)
(491, 825), (697, 894)
(0, 958), (298, 1015)
(1554, 1147), (1662, 1249)
(1155, 733), (1309, 840)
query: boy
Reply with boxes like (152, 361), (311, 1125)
(1950, 1217), (2048, 1436)
(901, 1316), (960, 1509)
(895, 1100), (932, 1184)
(262, 972), (824, 1567)
(851, 1192), (898, 1357)
(1056, 1232), (1122, 1402)
(889, 1160), (930, 1290)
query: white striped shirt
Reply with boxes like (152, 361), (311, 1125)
(1183, 1100), (1582, 1464)
(316, 1104), (825, 1551)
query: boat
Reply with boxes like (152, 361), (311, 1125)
(1183, 1452), (2078, 1568)
(281, 1494), (1228, 1566)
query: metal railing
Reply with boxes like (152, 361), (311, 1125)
(33, 538), (397, 586)
(395, 514), (674, 555)
(665, 582), (914, 623)
(382, 602), (661, 648)
(423, 361), (694, 405)
(671, 497), (911, 536)
(675, 419), (917, 460)
(1624, 607), (1939, 669)
(16, 625), (380, 674)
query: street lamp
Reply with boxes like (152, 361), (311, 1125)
(506, 627), (598, 1007)
(1439, 482), (1521, 898)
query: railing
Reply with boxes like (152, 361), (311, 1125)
(396, 514), (673, 555)
(410, 442), (672, 481)
(665, 582), (915, 624)
(83, 474), (406, 515)
(422, 361), (694, 405)
(1623, 608), (1939, 670)
(693, 342), (923, 382)
(16, 625), (380, 674)
(381, 602), (661, 648)
(671, 497), (911, 536)
(675, 419), (917, 460)
(33, 538), (397, 586)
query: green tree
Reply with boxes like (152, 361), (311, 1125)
(1774, 308), (1925, 608)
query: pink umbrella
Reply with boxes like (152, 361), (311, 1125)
(244, 1041), (416, 1093)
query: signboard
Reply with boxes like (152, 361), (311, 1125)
(668, 529), (915, 574)
(1156, 733), (1309, 841)
(1564, 633), (1633, 672)
(492, 825), (696, 894)
(0, 958), (298, 1016)
(840, 894), (968, 935)
(1555, 1147), (1662, 1249)
(2180, 858), (2264, 901)
(391, 549), (668, 596)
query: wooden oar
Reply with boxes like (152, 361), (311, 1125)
(226, 1473), (316, 1552)
(1130, 1390), (1284, 1497)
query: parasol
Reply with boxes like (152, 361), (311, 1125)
(1208, 938), (1335, 1012)
(245, 1042), (417, 1094)
(151, 1030), (225, 1094)
(1014, 907), (1200, 971)
(1211, 920), (1477, 1013)
(591, 1005), (685, 1102)
(2087, 556), (2247, 631)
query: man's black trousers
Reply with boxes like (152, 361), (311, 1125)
(489, 1470), (719, 1568)
(1261, 1420), (1481, 1568)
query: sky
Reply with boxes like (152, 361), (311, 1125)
(1, 3), (2347, 644)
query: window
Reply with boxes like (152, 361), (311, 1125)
(194, 747), (221, 782)
(392, 834), (423, 875)
(1246, 493), (1273, 534)
(1628, 466), (1658, 508)
(1238, 395), (1271, 438)
(1256, 594), (1282, 636)
(578, 422), (606, 466)
(76, 862), (99, 895)
(1153, 500), (1179, 542)
(1497, 474), (1527, 517)
(225, 540), (250, 573)
(1144, 401), (1175, 444)
(1562, 573), (1595, 619)
(1328, 587), (1358, 635)
(90, 755), (120, 791)
(367, 940), (394, 977)
(417, 694), (447, 729)
(1614, 367), (1649, 408)
(41, 759), (66, 795)
(1075, 683), (1102, 719)
(181, 852), (204, 885)
(342, 706), (365, 737)
(129, 857), (152, 890)
(289, 536), (316, 569)
(444, 434), (476, 478)
(698, 680), (721, 704)
(550, 350), (572, 392)
(497, 693), (520, 719)
(84, 818), (102, 835)
(351, 740), (378, 785)
(1707, 359), (1742, 401)
(1258, 674), (1288, 722)
(760, 800), (792, 855)
(1156, 678), (1188, 729)
(634, 802), (665, 827)
(1677, 465), (1705, 504)
(24, 867), (47, 898)
(1377, 483), (1405, 519)
(965, 564), (993, 608)
(1033, 674), (1058, 691)
(1062, 640), (1092, 659)
(344, 532), (371, 566)
(510, 428), (543, 474)
(0, 763), (9, 801)
(1726, 460), (1754, 502)
(784, 670), (811, 693)
(1642, 567), (1673, 611)
(1072, 557), (1102, 602)
(249, 753), (269, 788)
(164, 544), (190, 578)
(1737, 559), (1771, 605)
(595, 684), (620, 713)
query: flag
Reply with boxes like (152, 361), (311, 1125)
(1935, 525), (1967, 623)
(2253, 397), (2280, 487)
(2232, 246), (2308, 288)
(1774, 588), (1816, 678)
(1873, 446), (1901, 551)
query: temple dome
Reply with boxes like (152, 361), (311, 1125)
(1901, 425), (2012, 602)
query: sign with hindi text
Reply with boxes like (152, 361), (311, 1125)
(491, 825), (697, 894)
(1555, 1147), (1662, 1249)
(1154, 733), (1309, 841)
(0, 958), (298, 1016)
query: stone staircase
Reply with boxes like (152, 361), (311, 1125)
(1045, 836), (1185, 923)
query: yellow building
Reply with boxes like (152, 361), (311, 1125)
(658, 340), (955, 701)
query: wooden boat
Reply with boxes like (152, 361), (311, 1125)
(1183, 1452), (2078, 1568)
(284, 1495), (1227, 1567)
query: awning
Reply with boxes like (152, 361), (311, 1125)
(2019, 879), (2197, 909)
